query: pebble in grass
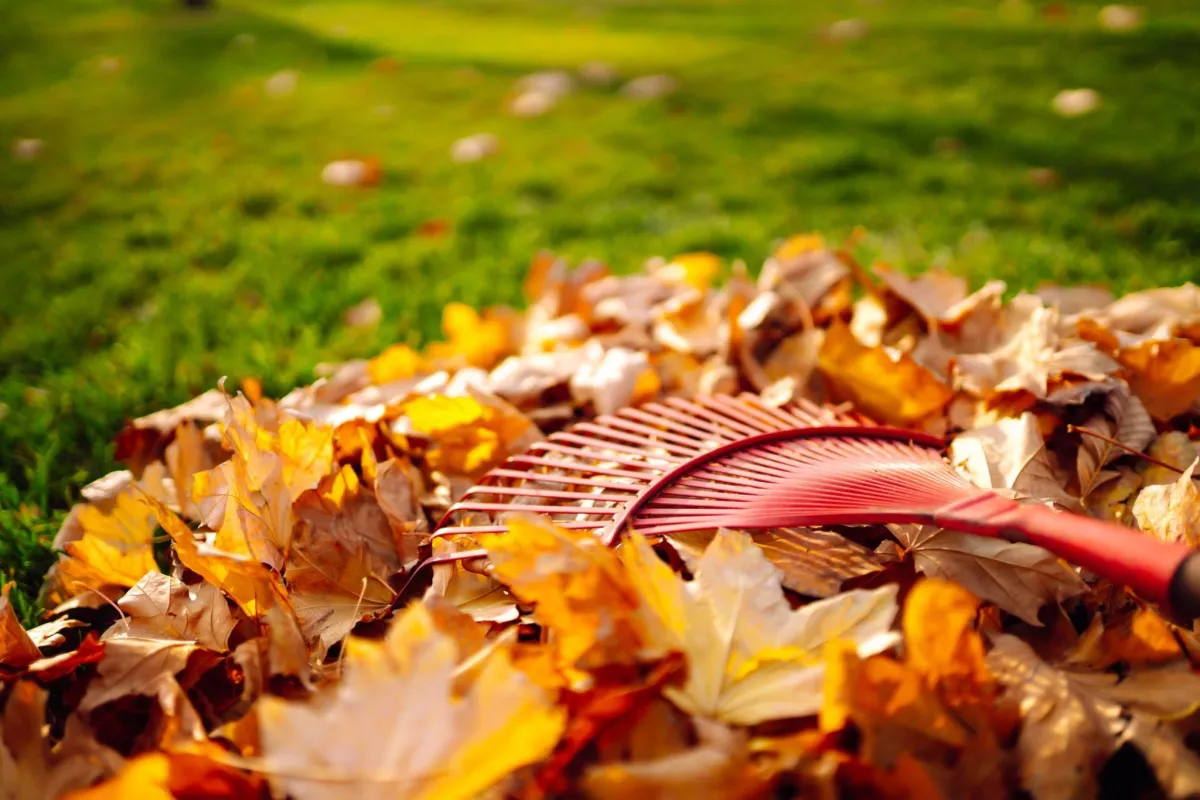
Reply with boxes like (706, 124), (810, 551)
(1099, 4), (1143, 31)
(265, 69), (299, 97)
(12, 139), (44, 161)
(620, 74), (678, 100)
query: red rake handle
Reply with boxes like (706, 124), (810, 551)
(935, 496), (1200, 623)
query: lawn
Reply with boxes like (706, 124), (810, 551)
(2, 0), (1199, 621)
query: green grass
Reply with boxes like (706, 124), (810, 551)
(3, 0), (1200, 623)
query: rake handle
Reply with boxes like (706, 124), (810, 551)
(936, 498), (1200, 624)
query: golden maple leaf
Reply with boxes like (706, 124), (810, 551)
(192, 394), (334, 569)
(256, 603), (565, 800)
(486, 520), (900, 725)
(0, 583), (40, 671)
(47, 490), (159, 606)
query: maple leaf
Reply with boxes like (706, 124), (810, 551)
(622, 530), (899, 725)
(256, 603), (565, 800)
(425, 536), (518, 624)
(949, 412), (1079, 509)
(988, 633), (1200, 800)
(1074, 383), (1156, 498)
(45, 490), (159, 606)
(1079, 324), (1200, 420)
(148, 496), (281, 618)
(479, 516), (645, 672)
(367, 343), (428, 385)
(78, 636), (219, 714)
(192, 394), (334, 569)
(1140, 431), (1200, 486)
(818, 320), (953, 425)
(63, 750), (263, 800)
(954, 302), (1117, 402)
(665, 527), (882, 598)
(1, 682), (124, 800)
(1131, 459), (1200, 548)
(889, 524), (1086, 625)
(104, 571), (235, 651)
(0, 584), (41, 671)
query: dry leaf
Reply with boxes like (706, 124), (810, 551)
(425, 536), (517, 624)
(988, 634), (1200, 800)
(950, 412), (1079, 508)
(403, 392), (541, 477)
(891, 525), (1086, 625)
(1075, 383), (1155, 498)
(79, 636), (213, 713)
(0, 584), (41, 670)
(64, 750), (263, 800)
(46, 490), (159, 605)
(1132, 459), (1200, 548)
(2, 682), (124, 800)
(665, 527), (882, 598)
(257, 603), (564, 800)
(104, 571), (235, 651)
(818, 321), (953, 425)
(623, 530), (899, 724)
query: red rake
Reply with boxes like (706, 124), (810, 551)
(417, 393), (1200, 623)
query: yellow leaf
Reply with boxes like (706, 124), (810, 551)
(818, 320), (953, 425)
(257, 603), (564, 800)
(425, 302), (512, 369)
(403, 392), (540, 476)
(621, 531), (899, 725)
(479, 517), (644, 673)
(902, 579), (994, 708)
(192, 395), (334, 569)
(65, 751), (263, 800)
(1078, 328), (1200, 421)
(661, 252), (722, 291)
(148, 496), (281, 618)
(367, 343), (428, 385)
(771, 233), (826, 261)
(49, 491), (158, 604)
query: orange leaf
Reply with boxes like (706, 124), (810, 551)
(818, 321), (953, 425)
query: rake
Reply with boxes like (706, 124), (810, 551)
(417, 393), (1200, 623)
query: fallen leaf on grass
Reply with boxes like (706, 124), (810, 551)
(46, 490), (159, 606)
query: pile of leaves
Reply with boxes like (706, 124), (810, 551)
(5, 235), (1200, 799)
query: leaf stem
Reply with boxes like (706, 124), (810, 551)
(1068, 425), (1185, 475)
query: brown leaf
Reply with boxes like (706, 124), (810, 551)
(105, 572), (236, 651)
(665, 527), (882, 598)
(78, 637), (216, 713)
(950, 412), (1079, 509)
(1075, 383), (1156, 498)
(988, 634), (1200, 800)
(890, 525), (1085, 625)
(1, 682), (124, 800)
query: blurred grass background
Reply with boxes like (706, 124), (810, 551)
(3, 0), (1199, 621)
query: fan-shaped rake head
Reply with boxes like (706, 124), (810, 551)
(418, 393), (1200, 622)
